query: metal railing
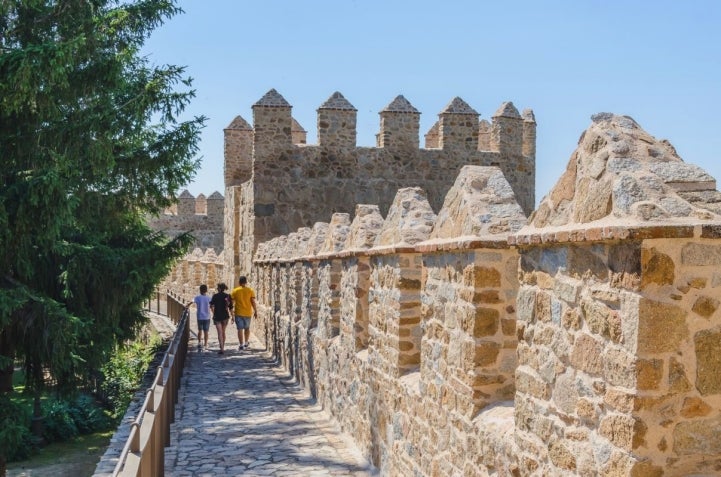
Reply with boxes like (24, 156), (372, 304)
(112, 294), (189, 476)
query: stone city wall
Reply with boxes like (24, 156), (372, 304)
(147, 189), (225, 251)
(247, 115), (721, 476)
(159, 247), (225, 305)
(223, 89), (536, 275)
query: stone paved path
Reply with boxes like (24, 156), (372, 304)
(164, 329), (374, 476)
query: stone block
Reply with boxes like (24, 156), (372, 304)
(691, 295), (719, 318)
(636, 358), (663, 390)
(570, 334), (604, 376)
(681, 243), (721, 266)
(599, 414), (638, 451)
(638, 298), (688, 353)
(668, 357), (691, 392)
(548, 440), (576, 470)
(516, 368), (551, 400)
(694, 328), (721, 395)
(474, 341), (501, 367)
(679, 396), (712, 418)
(673, 416), (721, 454)
(474, 266), (501, 288)
(516, 287), (536, 323)
(641, 247), (675, 287)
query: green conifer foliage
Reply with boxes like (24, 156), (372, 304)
(0, 2), (204, 468)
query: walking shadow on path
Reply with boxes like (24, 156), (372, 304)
(165, 334), (375, 476)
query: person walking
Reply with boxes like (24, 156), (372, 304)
(209, 283), (232, 354)
(230, 275), (257, 350)
(187, 284), (212, 351)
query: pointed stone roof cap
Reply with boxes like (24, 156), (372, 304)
(380, 95), (419, 114)
(318, 91), (357, 111)
(253, 89), (291, 108)
(306, 222), (329, 256)
(272, 236), (289, 260)
(517, 113), (721, 239)
(179, 190), (194, 199)
(522, 108), (536, 123)
(225, 115), (252, 130)
(429, 166), (527, 241)
(347, 204), (384, 250)
(321, 213), (351, 253)
(207, 191), (224, 200)
(196, 193), (206, 200)
(203, 248), (218, 261)
(440, 97), (478, 115)
(479, 119), (491, 131)
(291, 117), (306, 133)
(426, 121), (439, 135)
(493, 102), (521, 119)
(376, 187), (437, 246)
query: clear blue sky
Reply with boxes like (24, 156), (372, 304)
(143, 0), (721, 207)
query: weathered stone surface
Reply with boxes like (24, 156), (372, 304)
(695, 328), (721, 395)
(641, 247), (675, 287)
(636, 358), (663, 390)
(430, 166), (527, 240)
(347, 204), (384, 250)
(376, 187), (436, 246)
(668, 357), (691, 392)
(673, 416), (721, 454)
(681, 243), (721, 266)
(570, 334), (604, 375)
(638, 298), (688, 353)
(548, 441), (576, 470)
(679, 397), (712, 418)
(518, 113), (721, 238)
(691, 295), (719, 318)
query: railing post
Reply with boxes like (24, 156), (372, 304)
(111, 292), (189, 477)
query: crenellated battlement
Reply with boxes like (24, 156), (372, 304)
(175, 189), (224, 217)
(147, 189), (225, 251)
(223, 89), (536, 274)
(225, 89), (535, 159)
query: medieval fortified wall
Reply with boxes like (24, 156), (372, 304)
(162, 91), (721, 476)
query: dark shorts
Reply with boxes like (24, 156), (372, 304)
(213, 317), (229, 325)
(197, 319), (210, 332)
(235, 316), (251, 329)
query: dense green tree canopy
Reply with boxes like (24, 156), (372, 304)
(0, 0), (203, 401)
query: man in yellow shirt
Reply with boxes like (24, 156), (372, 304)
(230, 275), (257, 350)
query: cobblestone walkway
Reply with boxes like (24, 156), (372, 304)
(164, 330), (374, 476)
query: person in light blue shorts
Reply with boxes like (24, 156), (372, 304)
(187, 284), (211, 351)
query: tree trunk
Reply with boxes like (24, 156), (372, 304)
(0, 329), (14, 393)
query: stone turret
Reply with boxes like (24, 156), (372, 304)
(490, 102), (523, 157)
(378, 95), (420, 150)
(206, 191), (224, 217)
(317, 92), (357, 150)
(177, 190), (195, 216)
(252, 89), (293, 159)
(224, 115), (253, 187)
(438, 97), (479, 151)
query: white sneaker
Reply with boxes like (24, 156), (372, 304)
(238, 344), (244, 351)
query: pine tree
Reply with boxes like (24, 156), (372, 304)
(0, 1), (204, 471)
